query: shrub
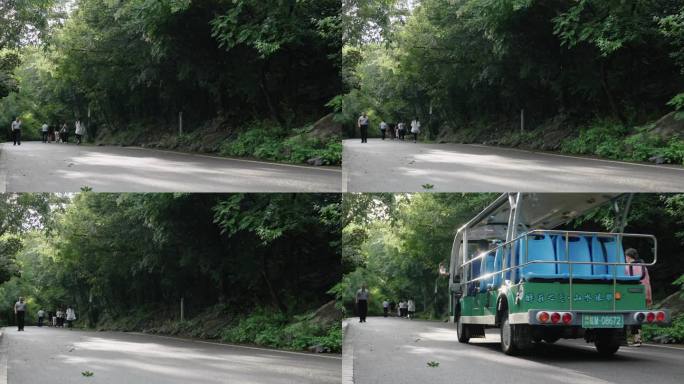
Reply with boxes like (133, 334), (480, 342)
(643, 314), (684, 343)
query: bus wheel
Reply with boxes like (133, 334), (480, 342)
(500, 309), (520, 355)
(456, 314), (470, 343)
(543, 336), (560, 344)
(594, 330), (620, 356)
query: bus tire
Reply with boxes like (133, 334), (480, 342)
(500, 309), (520, 355)
(594, 330), (620, 356)
(543, 336), (560, 344)
(456, 314), (470, 343)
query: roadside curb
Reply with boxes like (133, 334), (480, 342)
(0, 328), (8, 384)
(342, 320), (353, 384)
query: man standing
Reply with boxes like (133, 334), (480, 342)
(37, 308), (46, 327)
(14, 297), (27, 331)
(382, 299), (389, 317)
(11, 117), (22, 146)
(41, 123), (49, 143)
(356, 283), (370, 323)
(626, 248), (652, 347)
(357, 113), (369, 143)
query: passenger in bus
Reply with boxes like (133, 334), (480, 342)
(625, 248), (652, 347)
(625, 249), (652, 306)
(356, 284), (370, 323)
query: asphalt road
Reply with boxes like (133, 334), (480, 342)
(344, 317), (684, 384)
(0, 142), (341, 192)
(1, 327), (341, 384)
(343, 139), (684, 192)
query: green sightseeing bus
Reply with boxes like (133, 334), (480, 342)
(447, 193), (671, 356)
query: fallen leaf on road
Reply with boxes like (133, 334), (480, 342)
(427, 361), (440, 368)
(81, 371), (94, 377)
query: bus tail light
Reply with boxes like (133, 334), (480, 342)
(656, 311), (666, 323)
(550, 312), (561, 324)
(561, 312), (573, 325)
(537, 311), (550, 323)
(646, 312), (656, 323)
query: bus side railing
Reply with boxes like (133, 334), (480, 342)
(458, 229), (657, 311)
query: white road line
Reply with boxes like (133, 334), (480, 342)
(0, 329), (8, 384)
(123, 146), (342, 173)
(468, 144), (684, 172)
(127, 332), (342, 360)
(342, 321), (354, 384)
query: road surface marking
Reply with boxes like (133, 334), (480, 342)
(342, 321), (354, 384)
(124, 146), (342, 173)
(0, 328), (8, 384)
(469, 144), (684, 172)
(128, 332), (342, 360)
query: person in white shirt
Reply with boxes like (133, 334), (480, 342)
(66, 306), (77, 328)
(41, 123), (49, 143)
(11, 117), (22, 146)
(398, 300), (407, 317)
(397, 122), (406, 141)
(14, 297), (27, 331)
(407, 299), (416, 319)
(357, 113), (369, 143)
(75, 120), (86, 145)
(382, 299), (390, 317)
(37, 309), (46, 327)
(379, 121), (388, 140)
(410, 119), (421, 143)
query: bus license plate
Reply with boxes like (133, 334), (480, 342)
(582, 314), (624, 328)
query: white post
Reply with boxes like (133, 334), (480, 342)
(520, 109), (525, 134)
(179, 112), (183, 136)
(180, 297), (184, 322)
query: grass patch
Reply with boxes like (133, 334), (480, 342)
(643, 314), (684, 343)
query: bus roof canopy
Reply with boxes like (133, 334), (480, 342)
(460, 193), (623, 235)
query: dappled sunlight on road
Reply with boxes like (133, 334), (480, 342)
(5, 328), (340, 384)
(343, 140), (684, 192)
(1, 142), (341, 192)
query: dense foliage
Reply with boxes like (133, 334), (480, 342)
(335, 193), (684, 319)
(0, 193), (342, 350)
(1, 0), (341, 161)
(342, 0), (684, 157)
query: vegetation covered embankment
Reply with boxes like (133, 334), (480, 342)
(342, 0), (684, 164)
(1, 0), (342, 165)
(0, 193), (343, 352)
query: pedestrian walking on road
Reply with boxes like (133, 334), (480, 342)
(41, 123), (49, 143)
(66, 306), (77, 328)
(56, 308), (64, 327)
(75, 120), (85, 145)
(410, 119), (421, 143)
(407, 299), (416, 319)
(356, 284), (370, 323)
(37, 309), (46, 327)
(14, 297), (27, 331)
(358, 113), (369, 143)
(61, 123), (69, 143)
(379, 121), (388, 140)
(397, 122), (406, 141)
(398, 300), (407, 317)
(382, 299), (389, 317)
(11, 117), (22, 146)
(626, 248), (652, 347)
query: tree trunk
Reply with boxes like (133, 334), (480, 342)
(600, 60), (627, 126)
(261, 253), (288, 315)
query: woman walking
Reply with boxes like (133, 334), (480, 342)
(410, 118), (421, 143)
